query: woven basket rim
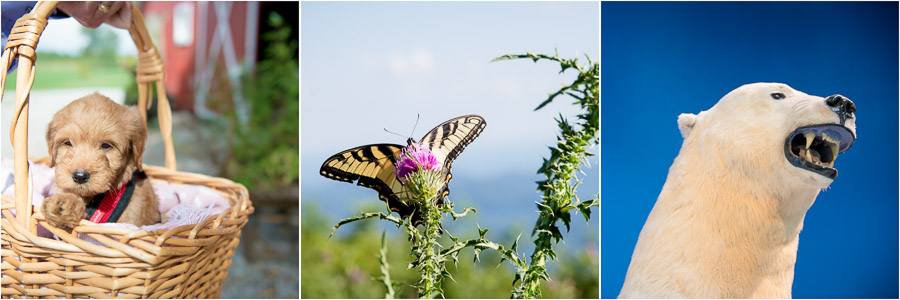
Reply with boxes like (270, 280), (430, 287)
(1, 160), (252, 257)
(4, 155), (253, 227)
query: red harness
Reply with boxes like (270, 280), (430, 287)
(88, 183), (128, 223)
(85, 171), (146, 223)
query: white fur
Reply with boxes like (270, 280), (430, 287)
(619, 83), (857, 298)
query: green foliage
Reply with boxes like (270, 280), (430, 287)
(223, 11), (299, 191)
(79, 27), (119, 68)
(492, 50), (599, 298)
(303, 205), (416, 298)
(301, 204), (598, 298)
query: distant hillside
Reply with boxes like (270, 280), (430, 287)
(301, 167), (598, 253)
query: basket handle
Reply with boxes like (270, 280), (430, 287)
(0, 1), (177, 229)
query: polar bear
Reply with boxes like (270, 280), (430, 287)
(618, 83), (857, 298)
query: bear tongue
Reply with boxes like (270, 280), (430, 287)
(807, 148), (820, 164)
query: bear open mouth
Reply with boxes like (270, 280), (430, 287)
(784, 124), (855, 179)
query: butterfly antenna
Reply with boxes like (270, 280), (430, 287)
(409, 114), (420, 138)
(383, 128), (406, 138)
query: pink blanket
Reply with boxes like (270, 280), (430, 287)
(1, 158), (231, 236)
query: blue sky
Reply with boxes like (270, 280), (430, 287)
(301, 2), (599, 253)
(601, 2), (898, 298)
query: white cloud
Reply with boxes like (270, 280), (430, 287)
(410, 47), (435, 72)
(386, 47), (435, 76)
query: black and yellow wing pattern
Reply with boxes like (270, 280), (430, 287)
(320, 115), (486, 223)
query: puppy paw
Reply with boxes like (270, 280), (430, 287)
(41, 193), (86, 230)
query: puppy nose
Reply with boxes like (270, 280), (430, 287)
(825, 94), (855, 124)
(72, 170), (91, 184)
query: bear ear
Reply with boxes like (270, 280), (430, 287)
(677, 113), (699, 139)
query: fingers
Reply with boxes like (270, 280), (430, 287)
(56, 1), (103, 28)
(56, 1), (133, 29)
(104, 2), (132, 29)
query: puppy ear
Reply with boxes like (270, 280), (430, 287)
(46, 119), (59, 167)
(677, 113), (698, 139)
(127, 107), (148, 171)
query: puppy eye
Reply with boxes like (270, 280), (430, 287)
(100, 143), (112, 150)
(63, 140), (72, 147)
(771, 93), (786, 100)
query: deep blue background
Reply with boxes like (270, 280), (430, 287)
(601, 2), (898, 299)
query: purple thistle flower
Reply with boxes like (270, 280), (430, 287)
(394, 143), (442, 181)
(393, 143), (445, 204)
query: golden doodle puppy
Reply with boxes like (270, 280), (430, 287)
(41, 93), (161, 231)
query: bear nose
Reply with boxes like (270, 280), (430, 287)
(825, 94), (855, 124)
(72, 170), (91, 184)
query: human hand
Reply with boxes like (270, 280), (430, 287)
(56, 1), (132, 29)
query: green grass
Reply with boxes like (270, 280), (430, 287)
(301, 204), (599, 299)
(3, 55), (132, 91)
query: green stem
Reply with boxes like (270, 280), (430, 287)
(379, 231), (395, 299)
(417, 198), (443, 299)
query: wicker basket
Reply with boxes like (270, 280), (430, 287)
(0, 2), (254, 298)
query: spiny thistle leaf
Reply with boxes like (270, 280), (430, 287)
(561, 211), (573, 232)
(477, 225), (489, 239)
(549, 225), (564, 242)
(512, 233), (521, 253)
(494, 51), (598, 298)
(443, 270), (456, 283)
(449, 206), (476, 220)
(473, 247), (482, 263)
(578, 196), (599, 222)
(330, 212), (404, 237)
(446, 231), (459, 244)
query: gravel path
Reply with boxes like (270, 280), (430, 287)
(220, 219), (300, 298)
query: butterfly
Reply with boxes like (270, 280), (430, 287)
(319, 115), (486, 224)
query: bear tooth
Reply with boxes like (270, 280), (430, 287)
(829, 143), (840, 161)
(804, 132), (816, 149)
(821, 132), (836, 144)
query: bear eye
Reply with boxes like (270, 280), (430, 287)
(63, 140), (72, 147)
(100, 143), (112, 150)
(771, 93), (786, 100)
